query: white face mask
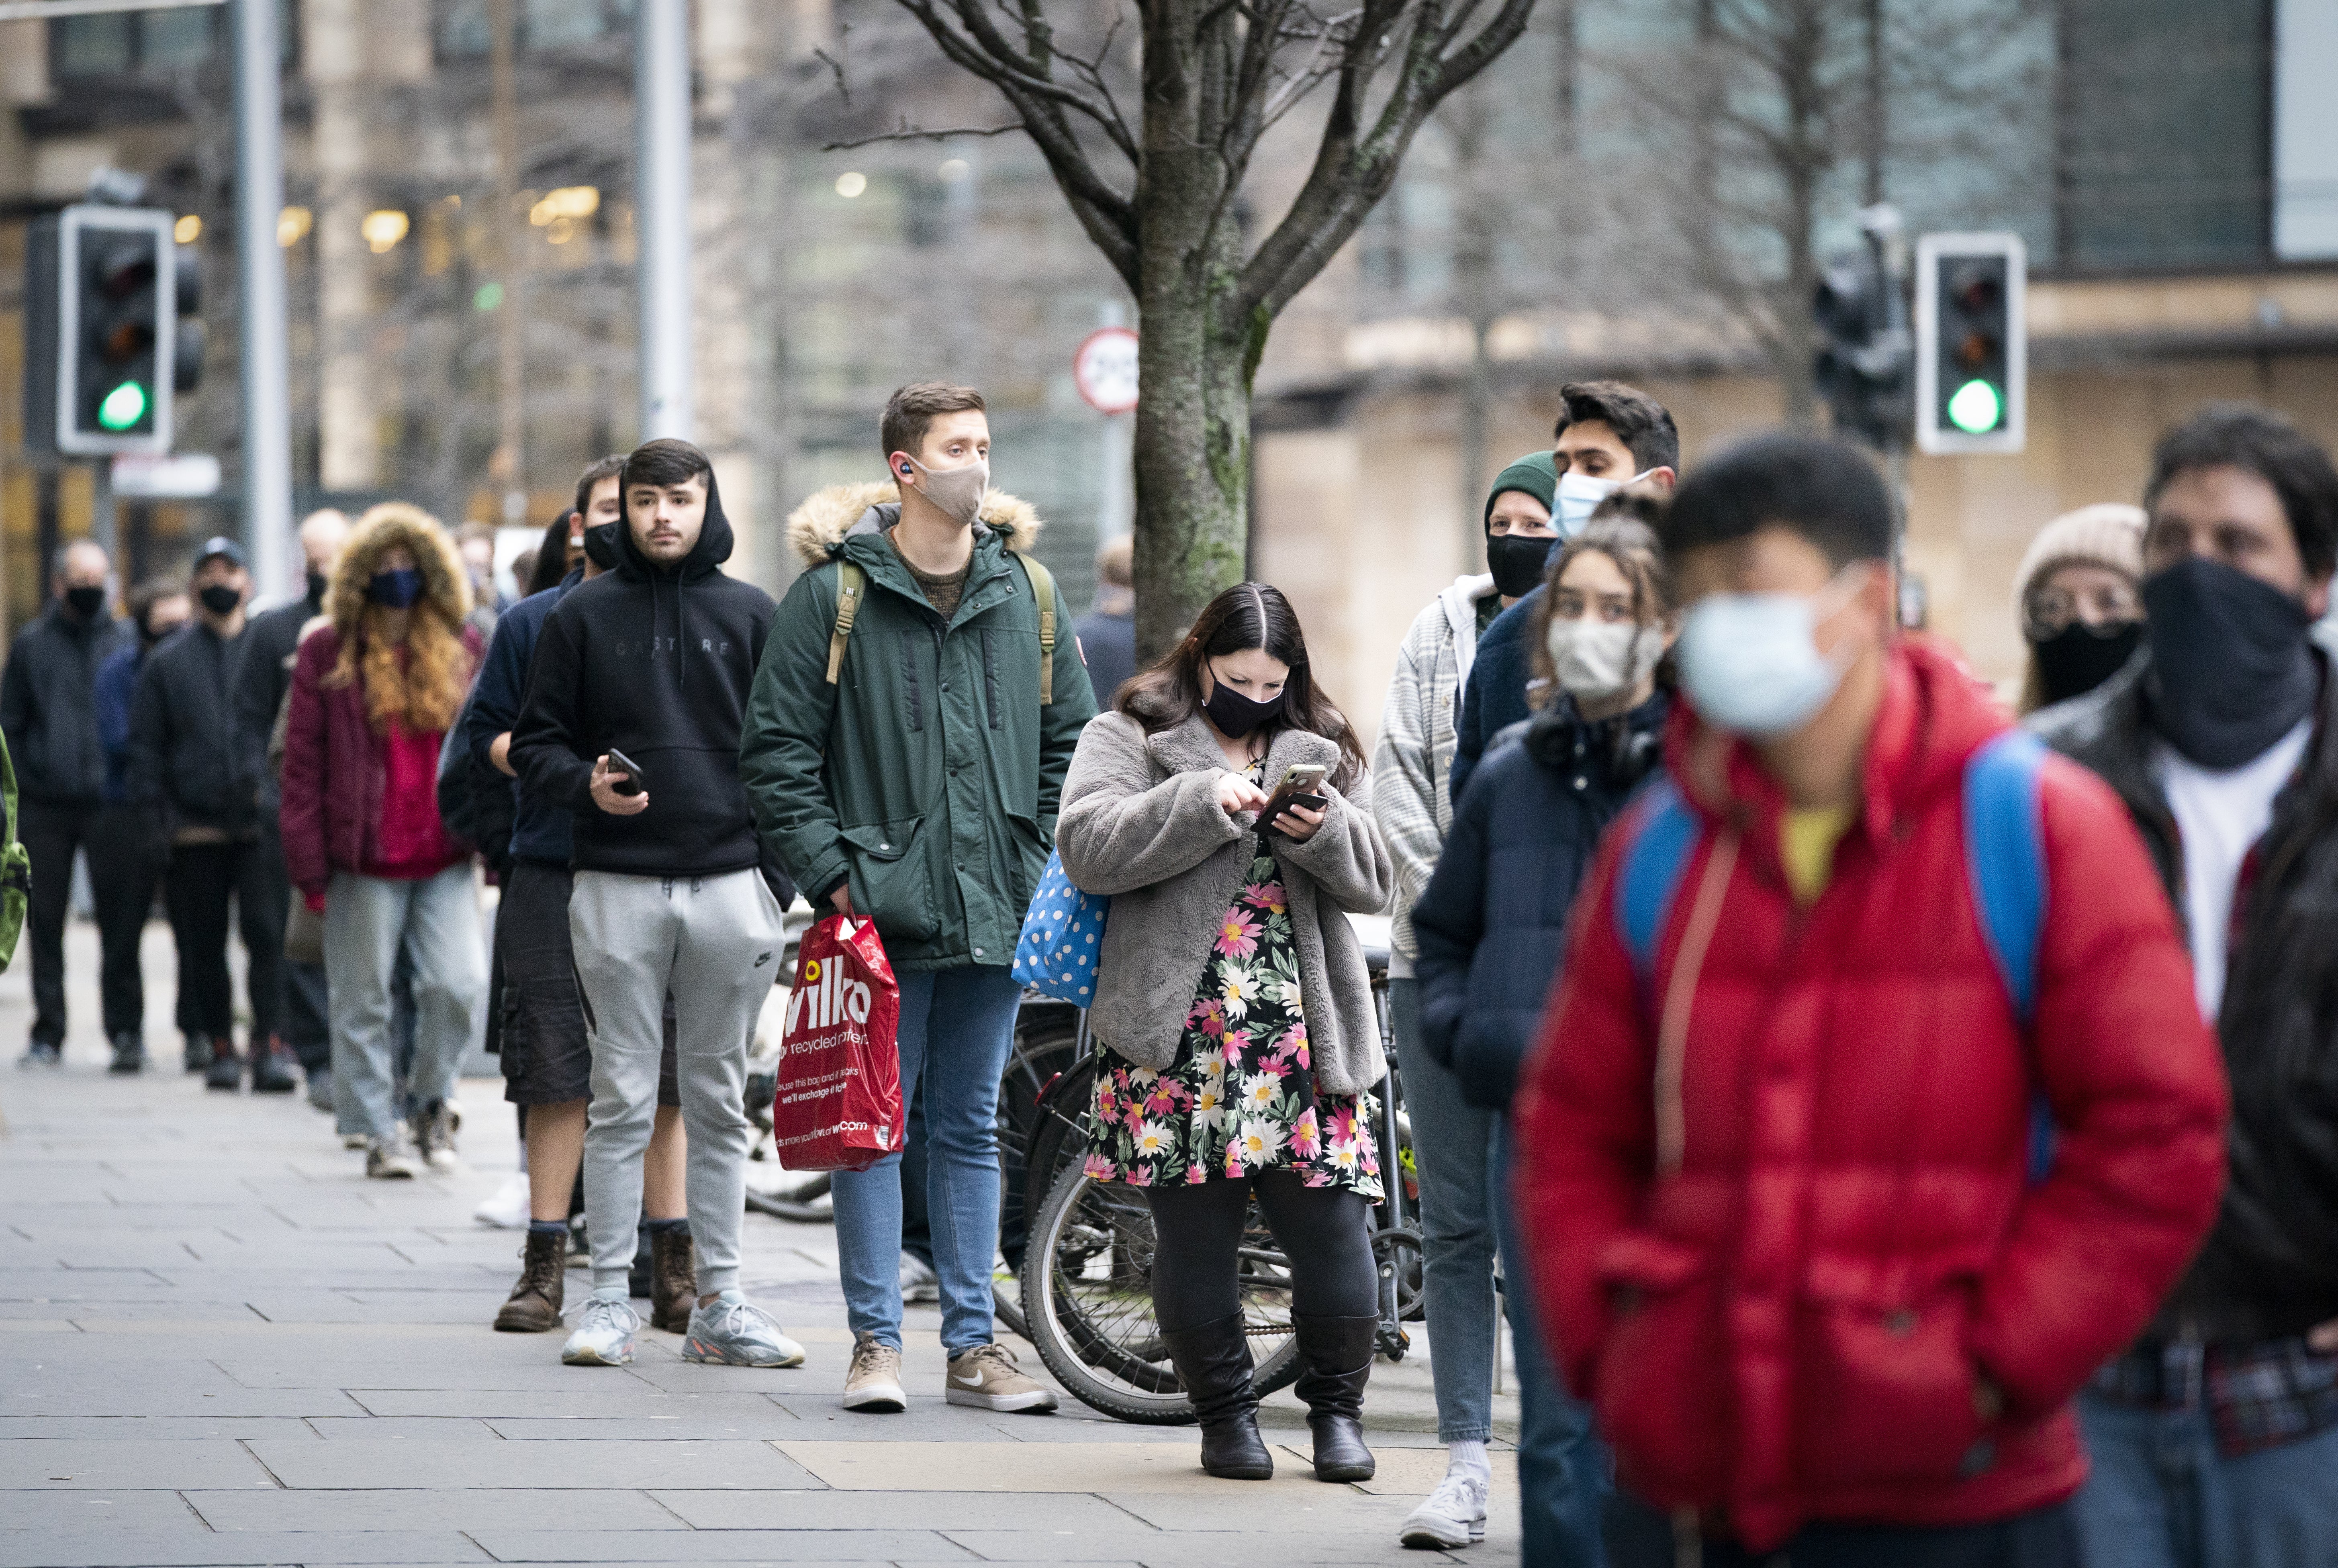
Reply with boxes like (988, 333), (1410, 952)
(1673, 565), (1870, 738)
(1554, 467), (1657, 535)
(1546, 617), (1666, 705)
(905, 455), (990, 529)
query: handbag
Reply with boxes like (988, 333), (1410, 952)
(0, 735), (30, 971)
(769, 914), (906, 1172)
(1011, 848), (1108, 1004)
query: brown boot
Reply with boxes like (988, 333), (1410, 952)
(650, 1226), (697, 1333)
(494, 1229), (567, 1332)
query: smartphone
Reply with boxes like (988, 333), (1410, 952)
(605, 747), (646, 797)
(1257, 763), (1329, 829)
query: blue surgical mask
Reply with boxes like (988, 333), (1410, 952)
(367, 568), (424, 608)
(1674, 566), (1870, 738)
(1554, 468), (1655, 535)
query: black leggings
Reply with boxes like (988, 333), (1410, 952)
(1144, 1170), (1379, 1333)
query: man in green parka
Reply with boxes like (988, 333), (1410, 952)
(741, 381), (1095, 1417)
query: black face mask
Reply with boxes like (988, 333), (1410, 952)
(2142, 557), (2320, 768)
(1202, 668), (1286, 739)
(63, 585), (105, 621)
(2030, 620), (2142, 708)
(1486, 533), (1556, 600)
(581, 521), (622, 570)
(198, 584), (243, 617)
(307, 570), (329, 606)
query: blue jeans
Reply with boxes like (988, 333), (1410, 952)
(1389, 978), (1501, 1444)
(1493, 1114), (1609, 1567)
(1608, 1491), (2078, 1566)
(2074, 1390), (2338, 1568)
(830, 965), (1022, 1356)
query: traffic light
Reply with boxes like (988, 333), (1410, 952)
(20, 204), (180, 456)
(1916, 232), (2025, 455)
(1812, 218), (1913, 451)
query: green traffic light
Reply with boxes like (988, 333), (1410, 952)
(97, 380), (148, 431)
(1947, 378), (2002, 435)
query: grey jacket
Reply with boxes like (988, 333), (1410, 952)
(1057, 712), (1394, 1096)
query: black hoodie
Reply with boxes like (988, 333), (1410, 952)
(509, 474), (787, 885)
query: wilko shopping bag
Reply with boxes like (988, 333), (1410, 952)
(770, 915), (905, 1172)
(1011, 849), (1108, 1004)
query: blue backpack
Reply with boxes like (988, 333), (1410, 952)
(1613, 728), (2057, 1181)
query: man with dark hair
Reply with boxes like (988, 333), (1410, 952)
(234, 508), (352, 1107)
(130, 537), (291, 1093)
(1449, 381), (1680, 801)
(90, 580), (190, 1074)
(2035, 403), (2338, 1565)
(512, 439), (803, 1371)
(5, 540), (127, 1067)
(743, 380), (1095, 1416)
(470, 454), (692, 1337)
(1511, 430), (2228, 1564)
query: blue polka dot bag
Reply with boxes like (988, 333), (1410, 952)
(1012, 849), (1109, 1005)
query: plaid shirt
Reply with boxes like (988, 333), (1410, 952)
(2092, 1338), (2338, 1456)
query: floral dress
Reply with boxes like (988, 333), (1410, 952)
(1083, 766), (1384, 1200)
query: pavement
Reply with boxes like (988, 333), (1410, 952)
(0, 914), (1526, 1567)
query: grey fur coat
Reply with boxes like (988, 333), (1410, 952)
(1055, 712), (1395, 1095)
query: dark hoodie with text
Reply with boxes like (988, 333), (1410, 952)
(509, 474), (789, 890)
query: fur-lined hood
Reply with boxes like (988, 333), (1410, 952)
(325, 502), (474, 633)
(784, 481), (1042, 570)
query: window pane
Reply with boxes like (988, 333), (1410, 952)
(142, 10), (219, 71)
(439, 0), (490, 57)
(55, 16), (133, 76)
(525, 0), (606, 48)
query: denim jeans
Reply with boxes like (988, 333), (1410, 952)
(1608, 1491), (2078, 1567)
(323, 865), (485, 1140)
(1493, 1115), (1609, 1567)
(830, 965), (1022, 1355)
(1388, 977), (1501, 1444)
(2074, 1390), (2338, 1568)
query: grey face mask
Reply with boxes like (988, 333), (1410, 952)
(1546, 617), (1666, 705)
(905, 455), (989, 529)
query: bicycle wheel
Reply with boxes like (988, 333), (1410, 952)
(1018, 1157), (1302, 1424)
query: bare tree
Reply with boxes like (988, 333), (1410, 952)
(842, 0), (1541, 651)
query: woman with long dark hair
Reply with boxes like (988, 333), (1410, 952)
(1056, 583), (1394, 1484)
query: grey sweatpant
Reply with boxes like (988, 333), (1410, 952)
(570, 868), (785, 1298)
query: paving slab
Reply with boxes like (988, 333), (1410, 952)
(0, 1438), (278, 1490)
(246, 1438), (824, 1491)
(0, 1529), (491, 1567)
(647, 1489), (1142, 1530)
(178, 1487), (686, 1533)
(465, 1529), (973, 1561)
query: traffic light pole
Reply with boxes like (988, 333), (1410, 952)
(233, 0), (294, 598)
(636, 0), (692, 441)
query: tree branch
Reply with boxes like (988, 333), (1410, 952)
(820, 120), (1027, 152)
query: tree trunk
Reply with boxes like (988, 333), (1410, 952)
(1130, 276), (1258, 661)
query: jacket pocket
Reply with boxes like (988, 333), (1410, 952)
(1792, 1256), (1987, 1490)
(1006, 811), (1048, 913)
(1592, 1233), (1730, 1501)
(841, 815), (938, 945)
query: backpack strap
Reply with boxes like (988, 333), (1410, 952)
(1010, 550), (1058, 705)
(824, 560), (866, 686)
(1613, 774), (1702, 984)
(1961, 727), (2054, 1182)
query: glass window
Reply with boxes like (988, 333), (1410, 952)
(438, 0), (490, 58)
(142, 10), (219, 70)
(54, 16), (133, 77)
(525, 0), (607, 49)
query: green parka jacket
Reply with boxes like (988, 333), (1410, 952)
(741, 482), (1097, 972)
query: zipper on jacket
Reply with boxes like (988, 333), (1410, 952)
(898, 629), (924, 733)
(980, 629), (1000, 729)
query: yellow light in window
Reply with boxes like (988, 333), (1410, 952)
(361, 210), (410, 254)
(277, 206), (313, 247)
(835, 172), (867, 198)
(546, 217), (575, 244)
(529, 186), (601, 226)
(174, 214), (202, 243)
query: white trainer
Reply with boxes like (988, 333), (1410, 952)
(560, 1296), (640, 1367)
(1399, 1469), (1489, 1549)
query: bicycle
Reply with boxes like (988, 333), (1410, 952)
(1015, 942), (1423, 1424)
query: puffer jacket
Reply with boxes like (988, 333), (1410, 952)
(0, 602), (126, 805)
(741, 482), (1095, 973)
(1510, 637), (2228, 1550)
(2033, 635), (2338, 1344)
(127, 621), (259, 838)
(1411, 691), (1666, 1109)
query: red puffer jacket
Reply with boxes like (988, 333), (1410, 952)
(1511, 637), (2227, 1550)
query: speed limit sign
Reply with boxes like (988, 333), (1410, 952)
(1073, 327), (1139, 414)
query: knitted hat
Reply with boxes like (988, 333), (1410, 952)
(2012, 503), (2146, 613)
(1484, 451), (1559, 529)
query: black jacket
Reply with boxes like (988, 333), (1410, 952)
(1, 602), (127, 806)
(129, 621), (258, 839)
(233, 583), (324, 813)
(2033, 644), (2338, 1343)
(1411, 691), (1667, 1109)
(510, 481), (791, 891)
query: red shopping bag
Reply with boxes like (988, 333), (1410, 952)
(770, 915), (905, 1172)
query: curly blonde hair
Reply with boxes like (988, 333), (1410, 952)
(322, 502), (475, 734)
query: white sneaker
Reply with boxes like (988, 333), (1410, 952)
(899, 1252), (940, 1304)
(561, 1296), (640, 1366)
(681, 1293), (806, 1368)
(474, 1174), (530, 1229)
(1399, 1469), (1489, 1549)
(842, 1331), (906, 1412)
(365, 1133), (421, 1180)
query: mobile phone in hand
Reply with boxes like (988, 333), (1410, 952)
(605, 747), (646, 798)
(1258, 763), (1328, 832)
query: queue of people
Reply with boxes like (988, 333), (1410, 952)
(7, 378), (2336, 1566)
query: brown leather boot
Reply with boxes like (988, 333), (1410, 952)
(494, 1229), (566, 1332)
(650, 1226), (697, 1333)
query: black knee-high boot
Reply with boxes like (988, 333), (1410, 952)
(1293, 1313), (1378, 1482)
(1160, 1315), (1275, 1480)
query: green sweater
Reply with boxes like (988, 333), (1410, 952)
(741, 498), (1095, 972)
